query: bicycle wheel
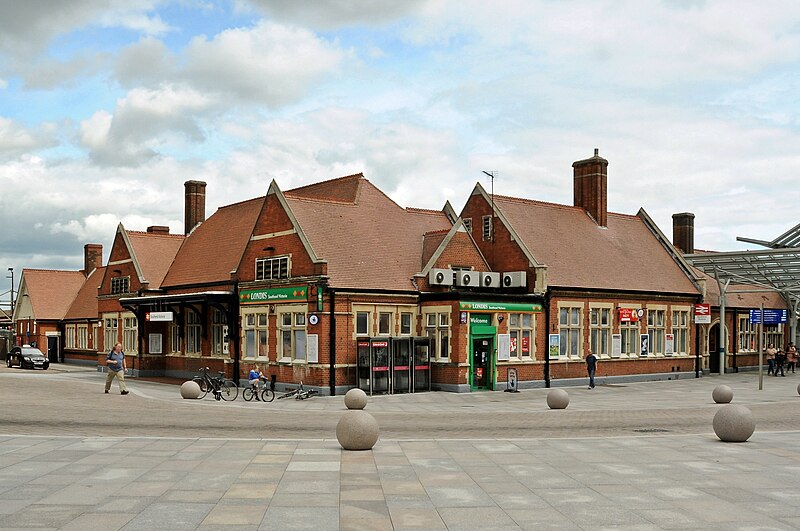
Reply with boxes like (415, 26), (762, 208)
(193, 377), (209, 399)
(242, 387), (254, 401)
(219, 380), (238, 401)
(261, 389), (275, 402)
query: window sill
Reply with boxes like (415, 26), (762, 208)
(277, 357), (293, 365)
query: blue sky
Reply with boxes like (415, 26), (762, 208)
(2, 0), (800, 302)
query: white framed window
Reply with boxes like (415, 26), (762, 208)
(111, 276), (129, 295)
(77, 324), (88, 350)
(482, 215), (493, 241)
(169, 323), (180, 353)
(620, 315), (641, 357)
(509, 313), (535, 359)
(186, 310), (201, 354)
(765, 324), (783, 350)
(255, 256), (289, 281)
(737, 315), (757, 352)
(103, 317), (118, 352)
(424, 307), (450, 360)
(671, 308), (690, 355)
(278, 305), (307, 362)
(647, 307), (666, 355)
(243, 311), (269, 359)
(211, 308), (226, 356)
(123, 316), (138, 354)
(558, 303), (583, 358)
(355, 311), (370, 336)
(590, 305), (612, 358)
(65, 325), (76, 349)
(378, 312), (392, 335)
(400, 312), (413, 335)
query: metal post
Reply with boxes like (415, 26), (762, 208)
(718, 289), (726, 375)
(758, 304), (764, 391)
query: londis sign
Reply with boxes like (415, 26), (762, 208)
(240, 286), (307, 305)
(459, 301), (542, 312)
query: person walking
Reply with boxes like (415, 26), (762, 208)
(105, 342), (129, 395)
(774, 347), (786, 377)
(766, 344), (776, 375)
(586, 349), (598, 389)
(786, 342), (797, 374)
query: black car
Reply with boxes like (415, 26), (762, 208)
(6, 346), (50, 370)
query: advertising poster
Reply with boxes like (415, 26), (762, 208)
(549, 334), (560, 359)
(665, 333), (674, 356)
(497, 334), (510, 361)
(148, 333), (162, 355)
(640, 334), (649, 357)
(611, 334), (621, 358)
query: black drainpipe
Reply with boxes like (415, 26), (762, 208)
(232, 282), (240, 386)
(329, 288), (336, 396)
(732, 311), (738, 373)
(544, 290), (551, 388)
(694, 321), (700, 378)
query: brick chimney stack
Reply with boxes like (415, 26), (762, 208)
(184, 180), (206, 235)
(83, 244), (102, 276)
(572, 148), (608, 227)
(672, 212), (695, 254)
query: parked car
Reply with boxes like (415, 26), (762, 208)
(6, 346), (50, 370)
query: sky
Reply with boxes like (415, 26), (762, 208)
(2, 0), (800, 303)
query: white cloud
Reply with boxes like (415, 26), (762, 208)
(239, 0), (433, 29)
(0, 118), (57, 157)
(182, 21), (347, 105)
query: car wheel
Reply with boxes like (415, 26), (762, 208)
(5, 358), (10, 368)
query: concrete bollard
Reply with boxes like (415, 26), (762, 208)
(180, 380), (201, 399)
(713, 404), (755, 442)
(546, 388), (569, 409)
(797, 383), (800, 396)
(337, 388), (379, 450)
(712, 385), (733, 404)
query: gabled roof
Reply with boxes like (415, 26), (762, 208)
(64, 267), (105, 320)
(162, 197), (264, 287)
(491, 191), (699, 294)
(125, 230), (184, 288)
(419, 219), (489, 276)
(20, 269), (86, 320)
(284, 174), (453, 290)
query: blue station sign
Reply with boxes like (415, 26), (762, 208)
(749, 309), (787, 324)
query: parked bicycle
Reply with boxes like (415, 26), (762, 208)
(242, 376), (275, 402)
(276, 381), (318, 400)
(192, 367), (238, 401)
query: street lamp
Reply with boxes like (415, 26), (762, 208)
(7, 267), (14, 319)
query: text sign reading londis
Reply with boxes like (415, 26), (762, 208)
(459, 301), (542, 312)
(240, 286), (307, 304)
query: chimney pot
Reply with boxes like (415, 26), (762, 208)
(672, 212), (695, 254)
(184, 180), (207, 235)
(146, 225), (170, 234)
(572, 149), (608, 227)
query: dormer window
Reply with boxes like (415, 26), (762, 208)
(256, 256), (289, 281)
(111, 276), (129, 294)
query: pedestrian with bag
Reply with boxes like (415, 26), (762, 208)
(786, 342), (797, 374)
(105, 342), (129, 395)
(586, 349), (598, 389)
(774, 347), (786, 377)
(766, 344), (776, 375)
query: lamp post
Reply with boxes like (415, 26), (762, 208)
(6, 267), (13, 318)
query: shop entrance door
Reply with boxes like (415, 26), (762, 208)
(47, 336), (60, 363)
(470, 337), (493, 390)
(709, 324), (719, 373)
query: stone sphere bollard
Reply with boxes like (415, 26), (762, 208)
(712, 385), (733, 404)
(546, 388), (569, 409)
(337, 388), (379, 450)
(713, 404), (755, 442)
(797, 383), (800, 396)
(344, 388), (368, 410)
(180, 380), (201, 399)
(336, 410), (380, 450)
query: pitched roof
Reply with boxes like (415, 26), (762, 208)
(493, 194), (699, 294)
(21, 269), (86, 320)
(162, 197), (264, 287)
(64, 267), (105, 319)
(126, 231), (184, 288)
(284, 175), (452, 290)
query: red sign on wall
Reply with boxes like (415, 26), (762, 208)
(694, 303), (711, 324)
(619, 308), (640, 322)
(521, 337), (530, 353)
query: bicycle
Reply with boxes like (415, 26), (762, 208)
(192, 367), (238, 401)
(276, 381), (317, 400)
(242, 376), (275, 402)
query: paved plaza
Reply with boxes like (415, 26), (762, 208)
(1, 366), (799, 529)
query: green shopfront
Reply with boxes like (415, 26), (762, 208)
(459, 301), (543, 391)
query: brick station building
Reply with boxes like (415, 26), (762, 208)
(24, 148), (791, 393)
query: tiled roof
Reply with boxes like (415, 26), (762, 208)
(126, 231), (184, 288)
(285, 176), (452, 290)
(286, 173), (363, 203)
(697, 268), (786, 308)
(64, 267), (105, 319)
(22, 269), (86, 320)
(162, 197), (264, 287)
(495, 195), (699, 294)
